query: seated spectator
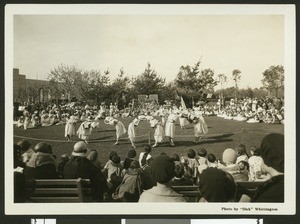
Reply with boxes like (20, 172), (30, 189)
(140, 157), (156, 190)
(199, 167), (237, 202)
(14, 144), (25, 170)
(139, 145), (152, 168)
(171, 163), (194, 186)
(17, 139), (34, 163)
(63, 141), (107, 202)
(112, 161), (144, 202)
(57, 154), (69, 178)
(123, 149), (137, 170)
(87, 149), (102, 170)
(251, 133), (284, 202)
(103, 154), (123, 193)
(235, 144), (249, 163)
(24, 142), (58, 179)
(186, 149), (199, 180)
(207, 153), (218, 168)
(219, 148), (239, 174)
(248, 146), (265, 181)
(169, 154), (180, 162)
(231, 161), (250, 182)
(197, 148), (208, 174)
(139, 155), (186, 202)
(180, 156), (194, 182)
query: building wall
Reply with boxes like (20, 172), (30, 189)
(13, 68), (51, 103)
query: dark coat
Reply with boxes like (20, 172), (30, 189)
(251, 175), (284, 202)
(63, 156), (107, 201)
(24, 152), (58, 180)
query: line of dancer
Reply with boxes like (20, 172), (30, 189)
(64, 104), (208, 148)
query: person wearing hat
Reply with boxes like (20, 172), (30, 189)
(138, 155), (186, 202)
(250, 133), (284, 202)
(127, 118), (139, 148)
(199, 167), (237, 202)
(24, 142), (58, 180)
(63, 141), (107, 201)
(150, 118), (164, 148)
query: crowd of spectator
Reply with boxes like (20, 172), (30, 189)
(14, 133), (284, 203)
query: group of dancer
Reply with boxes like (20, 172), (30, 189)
(64, 104), (208, 148)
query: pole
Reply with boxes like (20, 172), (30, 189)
(148, 131), (151, 145)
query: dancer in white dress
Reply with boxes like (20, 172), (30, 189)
(104, 117), (127, 145)
(65, 115), (77, 141)
(165, 111), (178, 147)
(190, 110), (208, 143)
(127, 118), (140, 148)
(150, 119), (164, 147)
(77, 117), (93, 144)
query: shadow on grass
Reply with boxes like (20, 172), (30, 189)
(90, 135), (114, 141)
(204, 133), (234, 139)
(173, 138), (233, 147)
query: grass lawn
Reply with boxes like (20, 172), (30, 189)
(13, 116), (284, 165)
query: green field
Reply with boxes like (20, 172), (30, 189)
(13, 116), (284, 165)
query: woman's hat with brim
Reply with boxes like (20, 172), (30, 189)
(72, 141), (89, 157)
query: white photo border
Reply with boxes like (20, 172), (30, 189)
(5, 4), (296, 215)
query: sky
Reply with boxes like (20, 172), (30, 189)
(13, 14), (284, 90)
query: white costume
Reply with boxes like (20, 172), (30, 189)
(179, 111), (190, 128)
(104, 117), (126, 144)
(115, 120), (126, 139)
(194, 115), (208, 137)
(165, 113), (177, 138)
(77, 120), (92, 141)
(65, 116), (77, 139)
(128, 118), (139, 147)
(150, 119), (164, 147)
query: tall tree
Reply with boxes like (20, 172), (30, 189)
(261, 65), (284, 97)
(217, 73), (227, 107)
(48, 64), (88, 101)
(132, 63), (165, 96)
(232, 69), (241, 102)
(107, 68), (131, 108)
(200, 68), (218, 92)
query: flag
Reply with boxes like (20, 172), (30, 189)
(207, 93), (213, 99)
(181, 96), (187, 110)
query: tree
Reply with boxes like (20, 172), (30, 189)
(174, 60), (217, 105)
(48, 64), (88, 101)
(232, 69), (241, 102)
(201, 68), (218, 92)
(132, 63), (166, 96)
(107, 68), (131, 108)
(261, 65), (284, 97)
(217, 73), (227, 107)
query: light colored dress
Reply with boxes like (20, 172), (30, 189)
(165, 113), (178, 138)
(127, 122), (136, 141)
(154, 123), (164, 143)
(77, 121), (92, 140)
(115, 120), (126, 139)
(194, 116), (208, 137)
(65, 116), (76, 137)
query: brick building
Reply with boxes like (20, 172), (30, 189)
(13, 68), (51, 103)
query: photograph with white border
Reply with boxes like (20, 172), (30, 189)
(5, 4), (296, 215)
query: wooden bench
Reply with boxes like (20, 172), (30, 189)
(171, 185), (201, 202)
(172, 181), (266, 202)
(26, 178), (92, 203)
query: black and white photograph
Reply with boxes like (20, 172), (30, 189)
(5, 4), (296, 215)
